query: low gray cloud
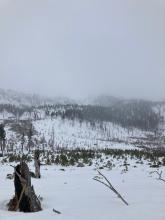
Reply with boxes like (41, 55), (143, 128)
(0, 0), (164, 100)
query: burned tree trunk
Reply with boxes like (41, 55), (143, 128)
(0, 140), (3, 156)
(8, 162), (42, 212)
(34, 150), (41, 178)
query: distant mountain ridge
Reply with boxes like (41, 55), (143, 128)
(0, 88), (165, 131)
(0, 88), (75, 107)
(0, 88), (165, 108)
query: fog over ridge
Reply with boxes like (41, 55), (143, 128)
(0, 0), (164, 101)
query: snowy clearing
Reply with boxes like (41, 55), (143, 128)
(1, 163), (165, 220)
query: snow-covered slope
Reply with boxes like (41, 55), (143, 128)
(33, 118), (152, 150)
(1, 162), (165, 220)
(0, 88), (165, 151)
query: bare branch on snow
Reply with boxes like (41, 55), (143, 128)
(93, 170), (129, 206)
(150, 170), (165, 183)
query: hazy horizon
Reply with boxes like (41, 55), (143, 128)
(0, 0), (165, 101)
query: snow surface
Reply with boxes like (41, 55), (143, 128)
(33, 118), (151, 150)
(1, 163), (165, 220)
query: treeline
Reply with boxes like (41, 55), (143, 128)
(0, 100), (162, 131)
(42, 101), (161, 131)
(0, 104), (33, 118)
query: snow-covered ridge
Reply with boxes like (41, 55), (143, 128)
(1, 87), (165, 108)
(0, 88), (75, 107)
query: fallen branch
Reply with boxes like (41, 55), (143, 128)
(150, 170), (165, 183)
(53, 208), (61, 214)
(93, 170), (129, 206)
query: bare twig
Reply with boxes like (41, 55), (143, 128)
(93, 170), (129, 206)
(53, 208), (61, 214)
(150, 170), (165, 183)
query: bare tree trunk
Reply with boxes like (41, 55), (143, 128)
(34, 150), (41, 178)
(0, 140), (3, 156)
(3, 139), (5, 155)
(0, 140), (5, 156)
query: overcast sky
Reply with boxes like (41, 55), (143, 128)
(0, 0), (164, 100)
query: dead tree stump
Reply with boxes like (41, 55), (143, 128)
(8, 162), (42, 212)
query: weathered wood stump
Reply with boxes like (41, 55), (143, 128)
(8, 162), (42, 212)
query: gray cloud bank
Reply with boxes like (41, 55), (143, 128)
(0, 0), (164, 101)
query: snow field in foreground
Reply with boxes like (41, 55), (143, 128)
(1, 163), (165, 220)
